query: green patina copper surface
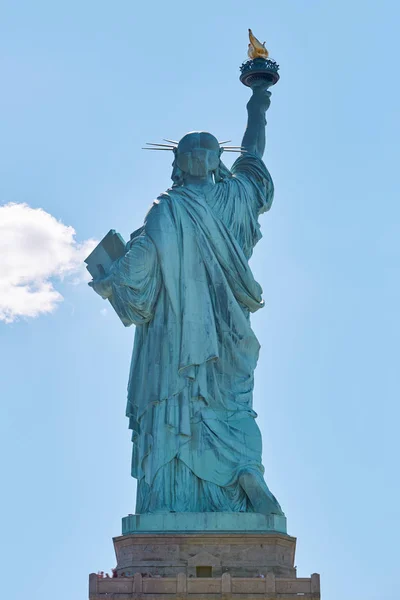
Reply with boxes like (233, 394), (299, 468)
(122, 512), (287, 535)
(88, 68), (285, 526)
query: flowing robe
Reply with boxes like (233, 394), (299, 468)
(109, 154), (274, 513)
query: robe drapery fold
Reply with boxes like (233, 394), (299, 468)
(109, 153), (274, 513)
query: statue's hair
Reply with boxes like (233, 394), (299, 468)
(171, 156), (232, 187)
(215, 159), (233, 183)
(171, 155), (183, 186)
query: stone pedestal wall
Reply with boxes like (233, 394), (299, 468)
(113, 532), (297, 578)
(89, 571), (321, 599)
(88, 529), (321, 599)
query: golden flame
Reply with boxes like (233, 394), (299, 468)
(247, 28), (269, 59)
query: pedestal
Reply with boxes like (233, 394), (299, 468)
(122, 511), (287, 535)
(89, 513), (320, 599)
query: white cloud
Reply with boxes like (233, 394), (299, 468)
(0, 202), (96, 323)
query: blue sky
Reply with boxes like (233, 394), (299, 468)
(1, 1), (399, 598)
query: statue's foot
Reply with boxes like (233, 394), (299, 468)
(239, 469), (284, 517)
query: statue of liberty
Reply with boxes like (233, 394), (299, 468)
(88, 40), (284, 519)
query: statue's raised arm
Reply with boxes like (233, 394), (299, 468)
(241, 84), (271, 158)
(239, 28), (280, 158)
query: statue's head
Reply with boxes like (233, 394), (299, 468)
(175, 132), (221, 178)
(171, 131), (236, 185)
(143, 132), (235, 185)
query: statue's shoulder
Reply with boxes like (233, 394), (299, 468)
(144, 192), (176, 233)
(145, 192), (171, 214)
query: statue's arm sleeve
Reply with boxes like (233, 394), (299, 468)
(108, 234), (161, 326)
(212, 153), (274, 257)
(230, 152), (274, 216)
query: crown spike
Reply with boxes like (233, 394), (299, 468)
(146, 143), (175, 148)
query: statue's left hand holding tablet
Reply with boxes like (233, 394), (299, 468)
(88, 276), (113, 299)
(85, 229), (126, 302)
